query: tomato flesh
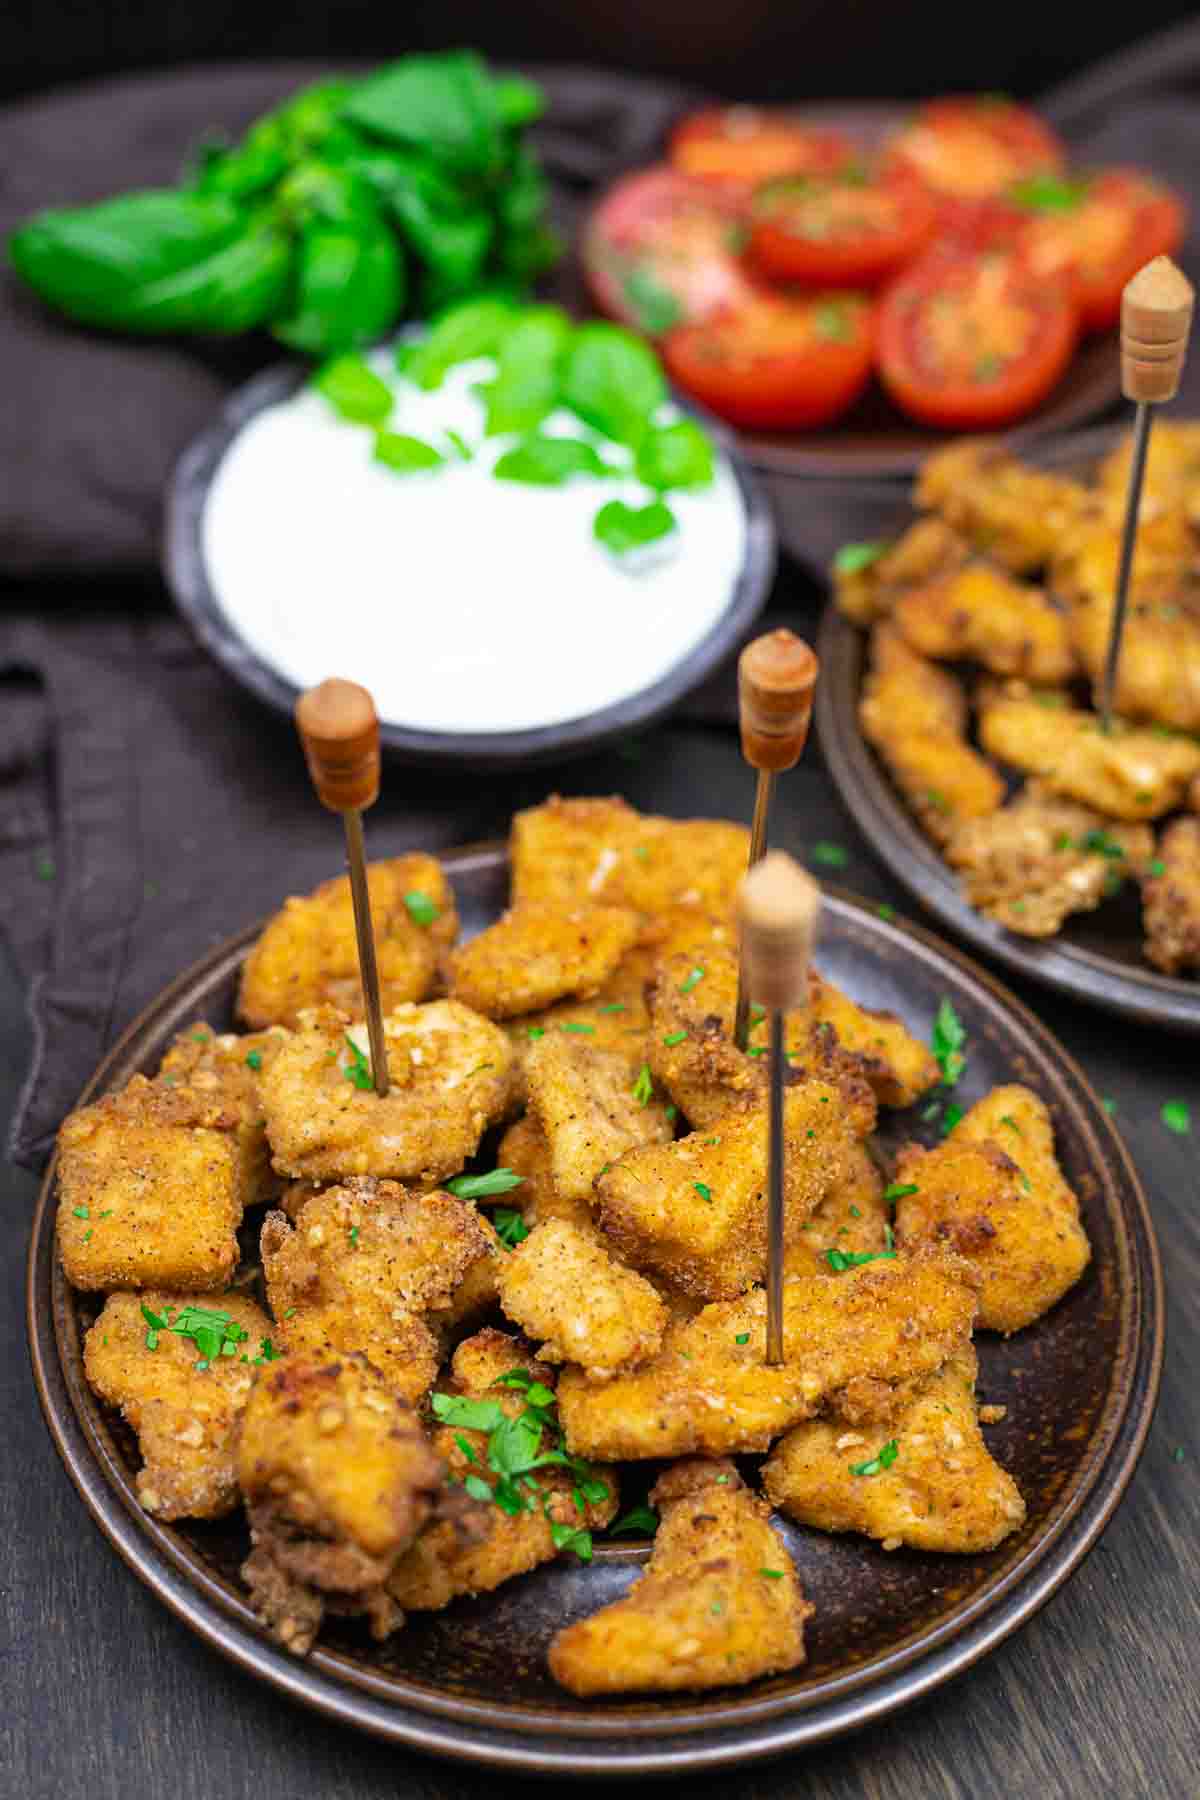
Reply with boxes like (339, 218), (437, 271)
(1008, 169), (1187, 332)
(582, 165), (754, 336)
(749, 161), (938, 287)
(877, 250), (1078, 429)
(662, 295), (874, 430)
(887, 97), (1065, 201)
(670, 107), (851, 192)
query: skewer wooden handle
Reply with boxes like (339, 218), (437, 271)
(295, 680), (381, 813)
(1121, 256), (1194, 404)
(736, 851), (820, 1011)
(738, 630), (819, 772)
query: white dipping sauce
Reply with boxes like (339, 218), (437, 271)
(202, 352), (749, 734)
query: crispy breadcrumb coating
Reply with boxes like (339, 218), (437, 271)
(549, 1462), (811, 1695)
(916, 440), (1090, 573)
(496, 1219), (668, 1377)
(511, 796), (749, 917)
(84, 1288), (274, 1520)
(782, 1142), (889, 1278)
(895, 561), (1076, 683)
(764, 1346), (1026, 1552)
(495, 1113), (594, 1232)
(525, 1033), (674, 1204)
(158, 1022), (287, 1204)
(833, 517), (969, 626)
(450, 902), (639, 1019)
(1143, 816), (1200, 972)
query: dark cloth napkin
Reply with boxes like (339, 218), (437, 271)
(7, 24), (1200, 1166)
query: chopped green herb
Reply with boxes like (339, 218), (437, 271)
(83, 1229), (92, 1242)
(283, 1307), (297, 1318)
(593, 497), (677, 558)
(1162, 1100), (1191, 1135)
(679, 966), (705, 995)
(833, 541), (887, 576)
(609, 1504), (659, 1537)
(1080, 829), (1125, 860)
(598, 1002), (627, 1013)
(343, 1033), (374, 1091)
(693, 1182), (713, 1203)
(72, 1205), (89, 1220)
(560, 1021), (596, 1034)
(1148, 859), (1166, 877)
(526, 1026), (546, 1038)
(826, 1246), (896, 1272)
(663, 1030), (687, 1047)
(632, 1062), (654, 1107)
(813, 301), (852, 341)
(850, 1438), (899, 1478)
(849, 1204), (862, 1218)
(1000, 1115), (1020, 1133)
(877, 903), (896, 921)
(810, 841), (849, 870)
(735, 1332), (750, 1345)
(245, 1050), (263, 1071)
(883, 1182), (918, 1204)
(494, 1208), (530, 1248)
(759, 1568), (786, 1580)
(1102, 1097), (1117, 1116)
(941, 1102), (964, 1135)
(664, 1103), (678, 1122)
(932, 998), (966, 1086)
(403, 890), (439, 926)
(34, 853), (56, 881)
(1172, 1446), (1186, 1464)
(447, 1168), (524, 1200)
(349, 1225), (360, 1247)
(141, 1302), (167, 1350)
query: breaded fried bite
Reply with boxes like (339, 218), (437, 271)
(808, 975), (941, 1108)
(894, 1085), (1090, 1333)
(525, 1034), (674, 1205)
(916, 440), (1089, 573)
(511, 795), (749, 917)
(977, 685), (1200, 820)
(260, 1002), (515, 1183)
(895, 562), (1077, 683)
(57, 1075), (246, 1292)
(549, 1462), (811, 1695)
(84, 1289), (274, 1520)
(261, 1179), (492, 1403)
(764, 1347), (1026, 1553)
(596, 1079), (875, 1301)
(833, 517), (969, 626)
(558, 1249), (977, 1461)
(947, 783), (1155, 937)
(159, 1021), (287, 1204)
(1143, 816), (1200, 973)
(783, 1142), (889, 1279)
(496, 1219), (668, 1378)
(389, 1330), (618, 1612)
(238, 1355), (452, 1653)
(860, 625), (1005, 847)
(238, 854), (458, 1030)
(495, 1113), (593, 1233)
(449, 902), (639, 1019)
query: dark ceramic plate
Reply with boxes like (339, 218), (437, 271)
(585, 101), (1123, 482)
(816, 422), (1200, 1033)
(164, 367), (775, 770)
(28, 839), (1161, 1772)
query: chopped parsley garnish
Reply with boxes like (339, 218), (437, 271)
(343, 1034), (373, 1090)
(609, 1504), (659, 1537)
(679, 966), (705, 995)
(1172, 1446), (1187, 1464)
(735, 1332), (750, 1345)
(825, 1246), (896, 1272)
(693, 1182), (713, 1203)
(1102, 1097), (1117, 1116)
(1148, 859), (1166, 877)
(931, 998), (966, 1086)
(941, 1102), (964, 1135)
(833, 541), (887, 576)
(759, 1568), (785, 1580)
(245, 1050), (263, 1071)
(1080, 829), (1125, 860)
(403, 890), (439, 926)
(877, 903), (896, 921)
(598, 1002), (627, 1013)
(34, 854), (56, 881)
(632, 1062), (654, 1107)
(1162, 1100), (1191, 1135)
(850, 1438), (899, 1477)
(72, 1205), (89, 1220)
(849, 1204), (862, 1218)
(447, 1168), (524, 1200)
(810, 841), (849, 869)
(494, 1208), (530, 1248)
(1000, 1115), (1020, 1133)
(560, 1022), (596, 1034)
(526, 1026), (546, 1038)
(882, 1182), (918, 1204)
(665, 1104), (678, 1122)
(142, 1302), (250, 1365)
(663, 1030), (687, 1047)
(349, 1225), (360, 1247)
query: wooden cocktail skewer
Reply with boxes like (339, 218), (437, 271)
(295, 678), (391, 1098)
(1100, 254), (1195, 732)
(733, 629), (819, 1050)
(737, 851), (821, 1366)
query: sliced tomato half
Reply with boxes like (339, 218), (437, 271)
(669, 106), (851, 192)
(749, 160), (939, 288)
(877, 249), (1078, 430)
(582, 165), (755, 337)
(886, 96), (1065, 201)
(1007, 169), (1187, 333)
(662, 293), (874, 431)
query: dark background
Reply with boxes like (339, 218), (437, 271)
(1, 0), (1195, 106)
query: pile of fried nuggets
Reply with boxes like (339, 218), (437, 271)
(837, 429), (1200, 969)
(56, 796), (1091, 1696)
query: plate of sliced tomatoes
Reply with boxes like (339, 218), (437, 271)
(581, 97), (1186, 477)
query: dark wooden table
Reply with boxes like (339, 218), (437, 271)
(4, 723), (1197, 1799)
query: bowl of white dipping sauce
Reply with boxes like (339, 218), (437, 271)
(165, 348), (775, 766)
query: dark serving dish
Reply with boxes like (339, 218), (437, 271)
(165, 369), (775, 770)
(816, 421), (1200, 1033)
(27, 838), (1161, 1773)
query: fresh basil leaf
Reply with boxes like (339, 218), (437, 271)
(273, 221), (404, 355)
(373, 430), (444, 473)
(404, 295), (517, 389)
(496, 143), (549, 236)
(479, 305), (572, 435)
(634, 418), (714, 491)
(620, 265), (684, 336)
(274, 159), (380, 230)
(549, 1522), (594, 1561)
(190, 123), (289, 202)
(491, 74), (545, 130)
(495, 220), (562, 285)
(487, 1410), (544, 1478)
(562, 322), (667, 447)
(343, 51), (502, 174)
(834, 540), (888, 576)
(493, 433), (611, 485)
(593, 498), (677, 557)
(313, 353), (394, 424)
(388, 171), (493, 296)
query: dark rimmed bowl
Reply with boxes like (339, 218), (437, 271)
(164, 369), (775, 770)
(27, 838), (1161, 1774)
(815, 421), (1200, 1033)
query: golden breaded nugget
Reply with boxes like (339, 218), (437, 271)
(833, 517), (969, 625)
(260, 1002), (515, 1183)
(496, 1219), (668, 1377)
(596, 1079), (875, 1301)
(57, 1075), (245, 1292)
(449, 902), (639, 1019)
(763, 1346), (1026, 1552)
(549, 1462), (811, 1695)
(511, 795), (749, 917)
(526, 1033), (674, 1205)
(916, 440), (1090, 572)
(558, 1248), (977, 1460)
(495, 1114), (593, 1233)
(977, 685), (1200, 820)
(1096, 419), (1200, 521)
(895, 1085), (1090, 1333)
(895, 561), (1077, 683)
(261, 1180), (491, 1403)
(388, 1330), (618, 1612)
(238, 1355), (451, 1653)
(808, 975), (941, 1108)
(947, 782), (1155, 937)
(1143, 816), (1200, 973)
(783, 1142), (889, 1279)
(238, 854), (457, 1029)
(84, 1289), (274, 1520)
(428, 1211), (503, 1336)
(159, 1022), (287, 1204)
(860, 626), (1005, 846)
